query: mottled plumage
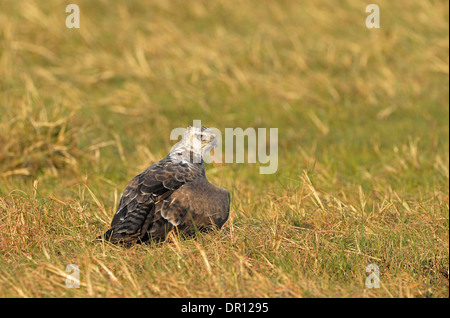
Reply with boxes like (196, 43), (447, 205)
(103, 126), (230, 244)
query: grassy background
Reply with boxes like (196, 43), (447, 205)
(0, 0), (448, 297)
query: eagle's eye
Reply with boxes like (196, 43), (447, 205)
(197, 134), (205, 141)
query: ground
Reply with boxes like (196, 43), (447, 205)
(0, 0), (448, 297)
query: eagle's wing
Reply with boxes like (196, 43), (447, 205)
(157, 178), (231, 236)
(105, 157), (204, 243)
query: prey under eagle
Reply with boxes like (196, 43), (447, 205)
(103, 125), (230, 244)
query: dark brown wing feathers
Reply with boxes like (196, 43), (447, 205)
(104, 156), (229, 244)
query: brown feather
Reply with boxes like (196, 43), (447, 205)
(104, 126), (230, 244)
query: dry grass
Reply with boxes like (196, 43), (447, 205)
(0, 0), (448, 297)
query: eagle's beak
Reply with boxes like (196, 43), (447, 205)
(210, 136), (218, 148)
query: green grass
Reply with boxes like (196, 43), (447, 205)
(0, 0), (448, 297)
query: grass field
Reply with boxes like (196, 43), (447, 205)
(0, 0), (448, 297)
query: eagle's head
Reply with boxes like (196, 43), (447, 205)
(183, 125), (217, 155)
(170, 125), (217, 163)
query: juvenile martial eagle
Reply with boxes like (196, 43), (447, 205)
(103, 125), (230, 244)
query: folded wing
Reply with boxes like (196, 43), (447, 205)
(104, 157), (204, 243)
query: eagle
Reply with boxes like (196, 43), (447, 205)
(103, 125), (230, 244)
